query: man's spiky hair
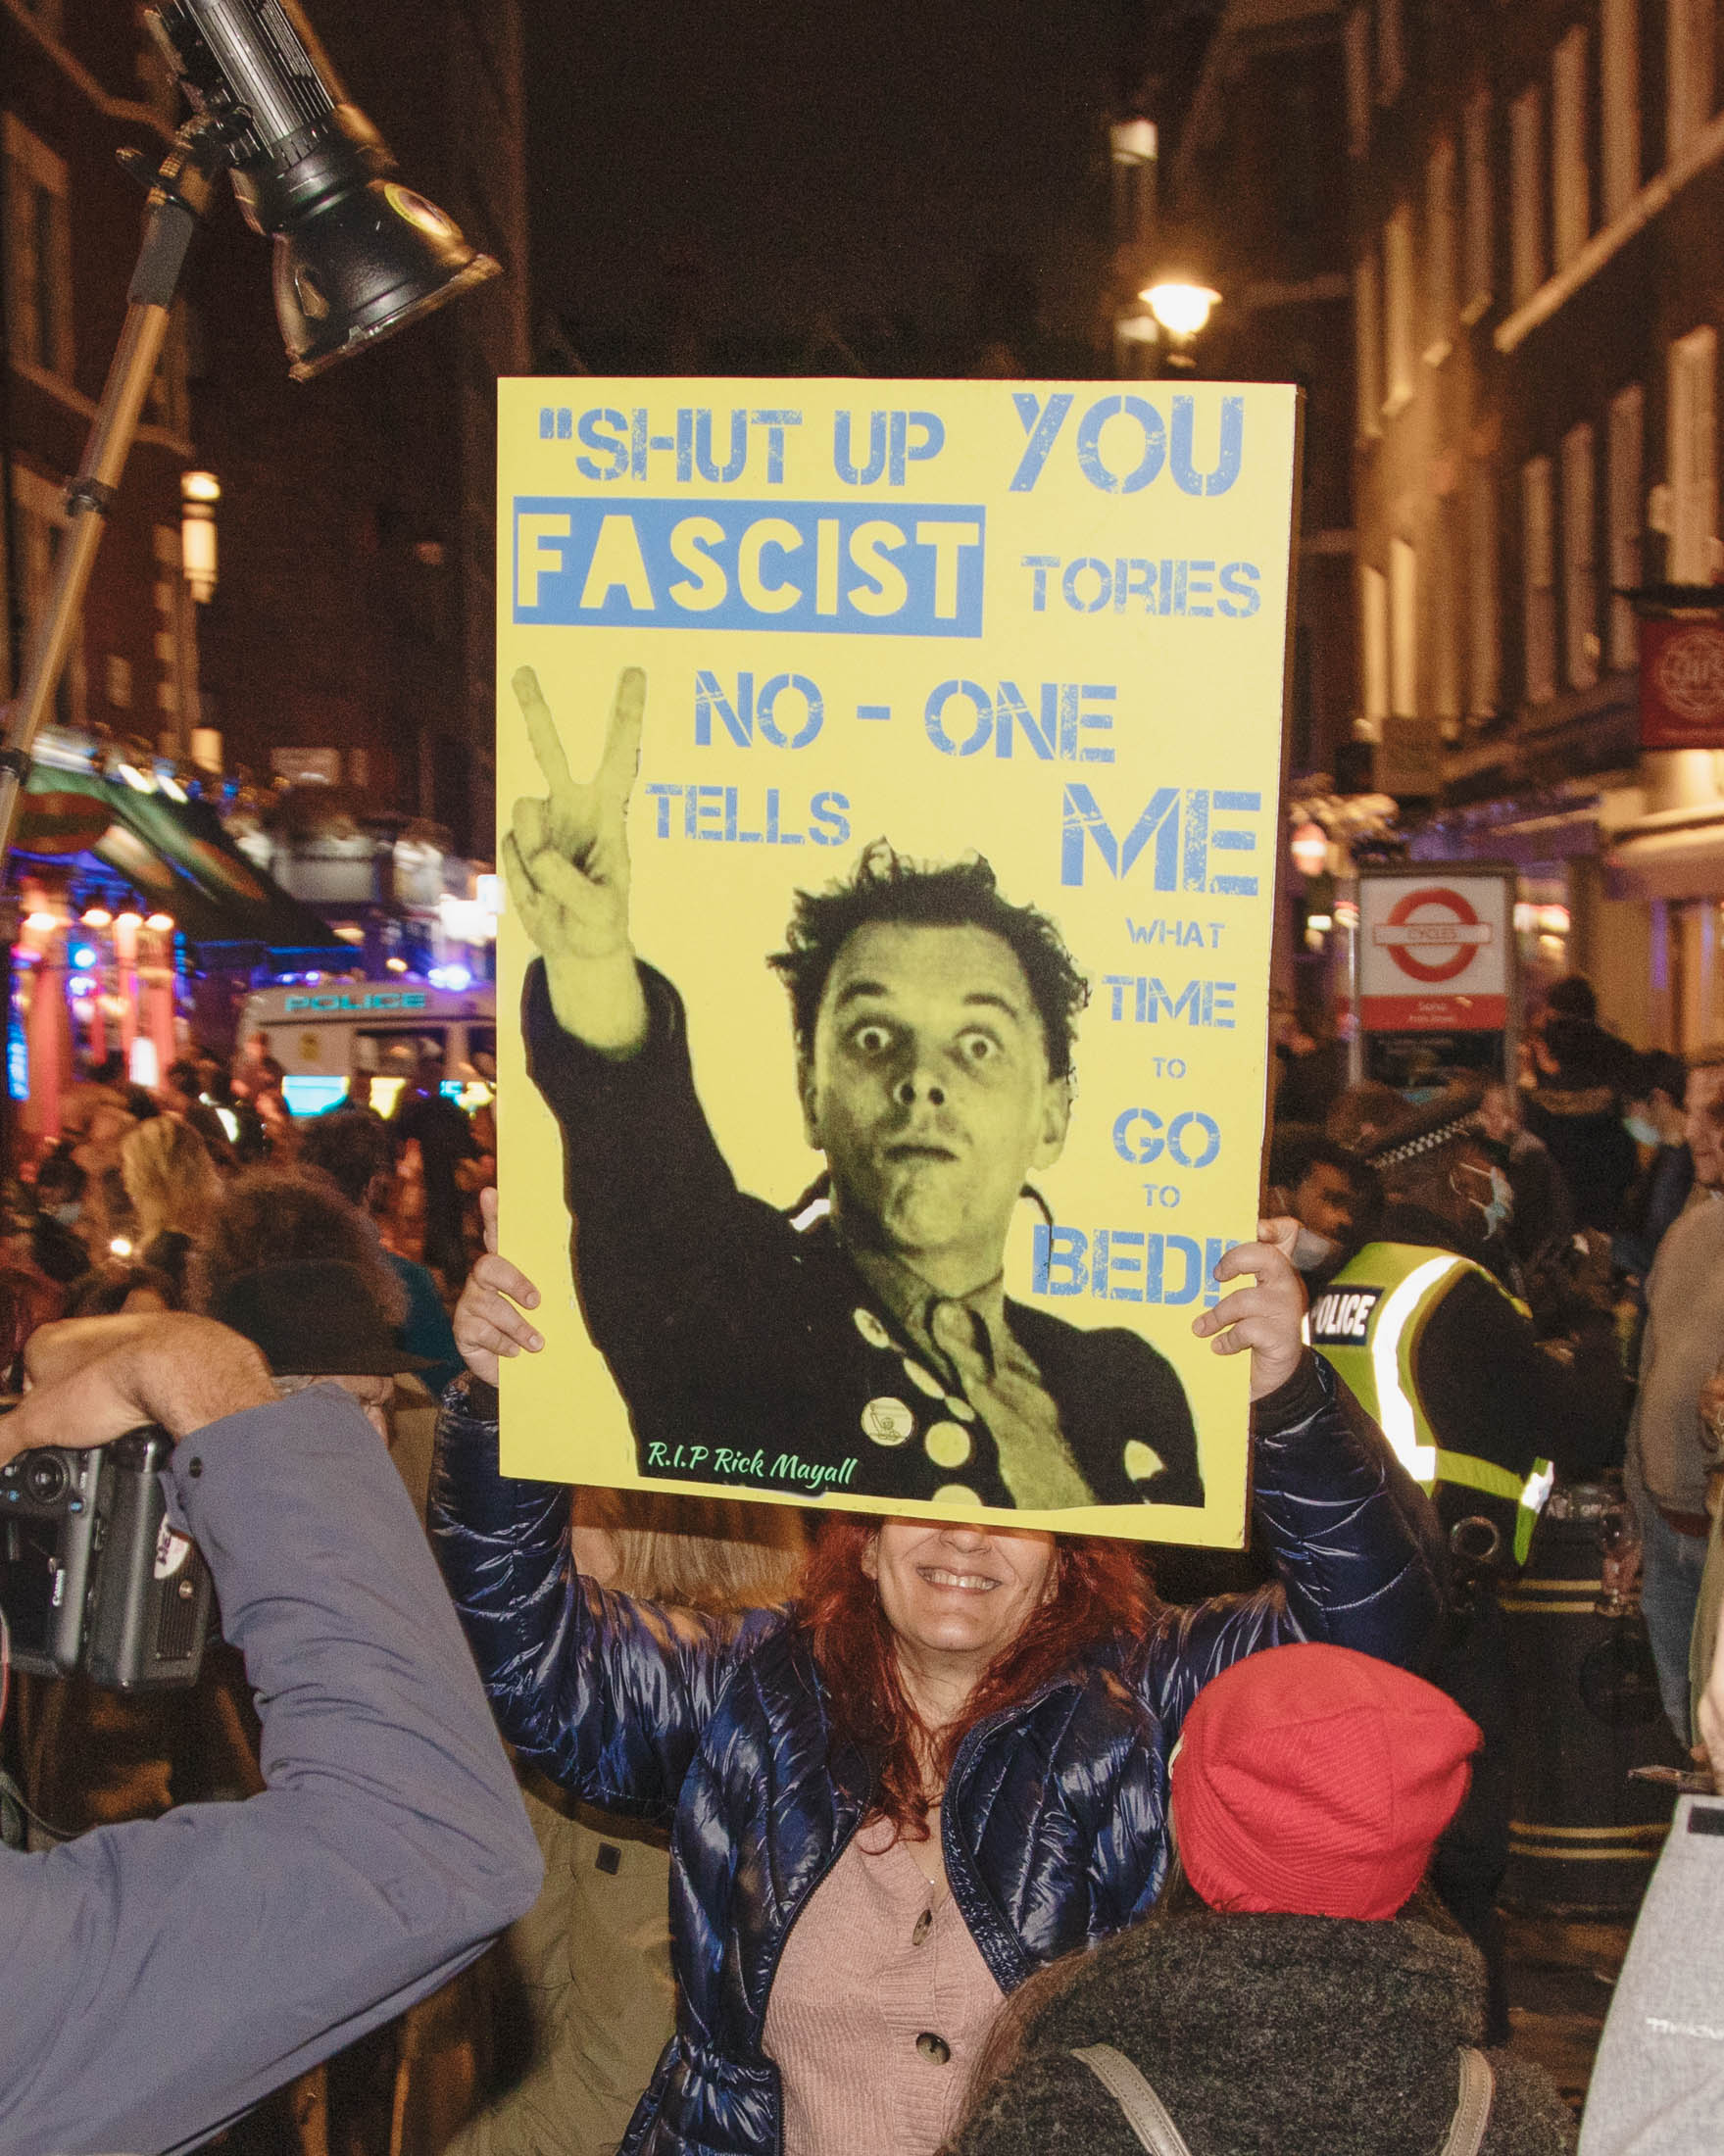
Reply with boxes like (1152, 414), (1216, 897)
(767, 840), (1088, 1081)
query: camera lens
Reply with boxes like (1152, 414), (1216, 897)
(23, 1453), (68, 1506)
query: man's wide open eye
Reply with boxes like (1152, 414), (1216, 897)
(958, 1029), (1001, 1065)
(850, 1021), (894, 1056)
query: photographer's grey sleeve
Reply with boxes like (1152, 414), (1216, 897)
(1578, 1795), (1724, 2155)
(0, 1390), (542, 2156)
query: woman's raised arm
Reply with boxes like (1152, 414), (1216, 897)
(429, 1190), (772, 1818)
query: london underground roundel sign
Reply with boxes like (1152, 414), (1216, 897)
(1357, 873), (1510, 1031)
(1375, 886), (1493, 983)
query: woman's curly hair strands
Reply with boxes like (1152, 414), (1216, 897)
(800, 1517), (1150, 1839)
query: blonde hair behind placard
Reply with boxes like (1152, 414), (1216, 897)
(120, 1115), (222, 1242)
(578, 1487), (808, 1613)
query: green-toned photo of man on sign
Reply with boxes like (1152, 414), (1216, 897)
(504, 663), (1204, 1513)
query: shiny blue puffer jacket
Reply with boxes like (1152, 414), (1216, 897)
(430, 1355), (1445, 2156)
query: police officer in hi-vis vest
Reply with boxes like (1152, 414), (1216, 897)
(1302, 1080), (1626, 2044)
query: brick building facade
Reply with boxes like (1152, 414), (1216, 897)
(1343, 0), (1724, 1047)
(3, 1), (527, 861)
(2, 0), (196, 755)
(187, 0), (530, 856)
(1167, 0), (1358, 782)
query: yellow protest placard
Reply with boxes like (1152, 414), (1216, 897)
(496, 378), (1300, 1546)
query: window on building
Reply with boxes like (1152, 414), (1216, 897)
(2, 116), (74, 381)
(1523, 456), (1557, 704)
(1510, 87), (1546, 305)
(1467, 460), (1501, 718)
(1561, 423), (1599, 689)
(1377, 0), (1405, 105)
(1344, 8), (1372, 158)
(1425, 136), (1456, 362)
(1361, 564), (1389, 731)
(1282, 79), (1321, 236)
(1552, 27), (1591, 268)
(1390, 537), (1418, 716)
(1384, 205), (1415, 413)
(1601, 0), (1641, 218)
(1608, 382), (1645, 668)
(1355, 250), (1383, 438)
(1431, 494), (1461, 725)
(1669, 324), (1719, 581)
(1462, 89), (1494, 321)
(146, 306), (191, 440)
(154, 523), (193, 745)
(14, 466), (84, 726)
(1668, 0), (1716, 166)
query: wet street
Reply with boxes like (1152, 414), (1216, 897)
(1506, 1908), (1636, 2123)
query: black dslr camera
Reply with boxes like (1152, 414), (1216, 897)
(1, 1425), (213, 1690)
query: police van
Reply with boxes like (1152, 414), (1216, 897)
(238, 980), (496, 1117)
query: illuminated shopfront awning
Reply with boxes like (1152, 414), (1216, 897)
(1603, 806), (1724, 902)
(16, 767), (349, 964)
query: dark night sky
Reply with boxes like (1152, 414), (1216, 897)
(521, 0), (1141, 370)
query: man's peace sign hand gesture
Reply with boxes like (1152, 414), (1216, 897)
(503, 665), (650, 1054)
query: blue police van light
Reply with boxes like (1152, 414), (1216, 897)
(428, 962), (471, 993)
(7, 1008), (27, 1102)
(71, 945), (97, 970)
(281, 1075), (352, 1118)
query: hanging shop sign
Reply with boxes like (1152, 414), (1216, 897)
(1640, 609), (1724, 751)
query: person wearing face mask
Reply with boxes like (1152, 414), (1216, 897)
(1266, 1127), (1374, 1290)
(1615, 1049), (1693, 1290)
(1312, 1083), (1625, 1562)
(1476, 1083), (1574, 1272)
(1307, 1082), (1628, 2044)
(1522, 973), (1639, 1233)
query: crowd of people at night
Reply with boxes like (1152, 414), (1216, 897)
(1270, 976), (1724, 1767)
(5, 953), (1724, 2156)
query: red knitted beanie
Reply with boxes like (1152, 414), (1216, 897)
(1169, 1642), (1481, 1921)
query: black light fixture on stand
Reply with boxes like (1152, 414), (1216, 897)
(147, 0), (500, 380)
(0, 0), (499, 871)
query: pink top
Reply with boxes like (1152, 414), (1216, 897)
(763, 1817), (1007, 2156)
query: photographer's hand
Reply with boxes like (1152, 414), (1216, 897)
(454, 1188), (545, 1390)
(1, 1314), (274, 1464)
(503, 664), (650, 1055)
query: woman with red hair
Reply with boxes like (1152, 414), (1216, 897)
(432, 1198), (1444, 2156)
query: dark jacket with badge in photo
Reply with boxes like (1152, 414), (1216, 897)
(524, 961), (1203, 1512)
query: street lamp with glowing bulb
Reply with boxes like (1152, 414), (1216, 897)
(1142, 280), (1221, 340)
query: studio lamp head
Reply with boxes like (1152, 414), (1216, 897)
(146, 0), (499, 379)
